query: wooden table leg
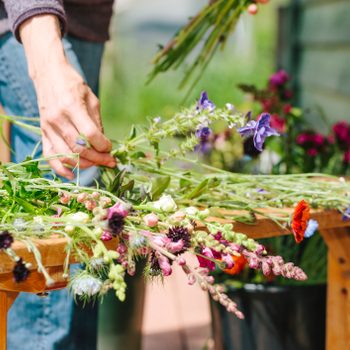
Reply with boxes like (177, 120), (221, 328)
(0, 291), (18, 350)
(319, 227), (350, 350)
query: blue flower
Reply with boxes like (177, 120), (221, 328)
(237, 113), (279, 151)
(196, 91), (215, 112)
(304, 219), (319, 238)
(342, 205), (350, 221)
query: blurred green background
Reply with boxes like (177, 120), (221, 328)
(99, 0), (281, 139)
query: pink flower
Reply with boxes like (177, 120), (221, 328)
(108, 202), (128, 219)
(269, 70), (289, 88)
(197, 247), (221, 271)
(143, 213), (159, 227)
(296, 133), (310, 145)
(101, 231), (113, 242)
(157, 254), (172, 276)
(283, 104), (292, 114)
(222, 254), (234, 269)
(313, 134), (325, 146)
(343, 149), (350, 164)
(167, 240), (185, 254)
(270, 114), (286, 133)
(307, 148), (318, 157)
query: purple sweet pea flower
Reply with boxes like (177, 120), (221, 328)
(342, 205), (350, 221)
(196, 91), (215, 112)
(238, 113), (279, 151)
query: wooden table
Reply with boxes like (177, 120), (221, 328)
(1, 210), (350, 350)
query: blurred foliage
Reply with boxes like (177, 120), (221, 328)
(99, 3), (277, 139)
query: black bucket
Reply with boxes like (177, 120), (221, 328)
(210, 284), (326, 350)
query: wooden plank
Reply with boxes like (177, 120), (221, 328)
(299, 1), (350, 45)
(0, 237), (119, 274)
(0, 210), (347, 275)
(319, 228), (350, 350)
(0, 266), (68, 294)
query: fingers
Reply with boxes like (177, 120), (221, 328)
(42, 137), (74, 180)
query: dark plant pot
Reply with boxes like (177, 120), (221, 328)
(210, 284), (326, 350)
(97, 264), (146, 350)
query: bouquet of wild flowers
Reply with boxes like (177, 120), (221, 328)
(1, 92), (349, 318)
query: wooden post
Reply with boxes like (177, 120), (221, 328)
(319, 227), (350, 350)
(0, 291), (18, 350)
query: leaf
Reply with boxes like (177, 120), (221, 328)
(118, 180), (135, 197)
(110, 169), (127, 194)
(151, 176), (171, 200)
(128, 125), (137, 140)
(13, 196), (36, 213)
(184, 178), (210, 199)
(131, 151), (146, 159)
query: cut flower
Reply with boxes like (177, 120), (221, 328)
(291, 200), (310, 243)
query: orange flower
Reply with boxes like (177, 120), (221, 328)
(222, 254), (247, 275)
(291, 200), (310, 244)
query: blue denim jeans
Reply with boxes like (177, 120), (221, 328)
(0, 32), (104, 350)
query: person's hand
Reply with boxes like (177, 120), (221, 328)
(20, 15), (116, 179)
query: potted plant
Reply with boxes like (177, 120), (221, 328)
(203, 70), (350, 350)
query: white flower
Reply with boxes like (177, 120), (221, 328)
(185, 207), (199, 216)
(13, 218), (26, 231)
(68, 212), (90, 224)
(72, 275), (102, 297)
(153, 195), (177, 212)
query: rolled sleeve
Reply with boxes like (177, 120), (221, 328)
(3, 1), (66, 42)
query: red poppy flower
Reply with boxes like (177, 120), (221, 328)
(222, 254), (247, 275)
(291, 200), (310, 243)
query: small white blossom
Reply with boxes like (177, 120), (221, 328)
(72, 275), (102, 297)
(153, 195), (177, 212)
(13, 218), (26, 231)
(68, 212), (90, 224)
(185, 207), (199, 216)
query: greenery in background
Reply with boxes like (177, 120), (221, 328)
(99, 3), (277, 139)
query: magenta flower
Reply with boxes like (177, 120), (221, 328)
(157, 254), (172, 276)
(108, 202), (128, 219)
(238, 113), (279, 151)
(197, 247), (221, 271)
(269, 70), (289, 88)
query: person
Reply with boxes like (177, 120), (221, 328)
(0, 1), (116, 348)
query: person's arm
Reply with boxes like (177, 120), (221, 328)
(19, 14), (116, 179)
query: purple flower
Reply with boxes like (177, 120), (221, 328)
(342, 205), (350, 221)
(197, 247), (221, 271)
(0, 231), (14, 250)
(238, 113), (279, 151)
(304, 219), (319, 238)
(195, 126), (212, 141)
(196, 91), (215, 112)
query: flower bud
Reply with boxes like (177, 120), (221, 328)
(91, 191), (100, 200)
(77, 193), (88, 203)
(176, 257), (186, 266)
(85, 200), (97, 211)
(143, 213), (159, 227)
(101, 231), (113, 242)
(172, 211), (186, 222)
(248, 4), (258, 15)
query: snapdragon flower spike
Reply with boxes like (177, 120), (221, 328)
(238, 113), (279, 151)
(196, 91), (215, 112)
(242, 249), (307, 281)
